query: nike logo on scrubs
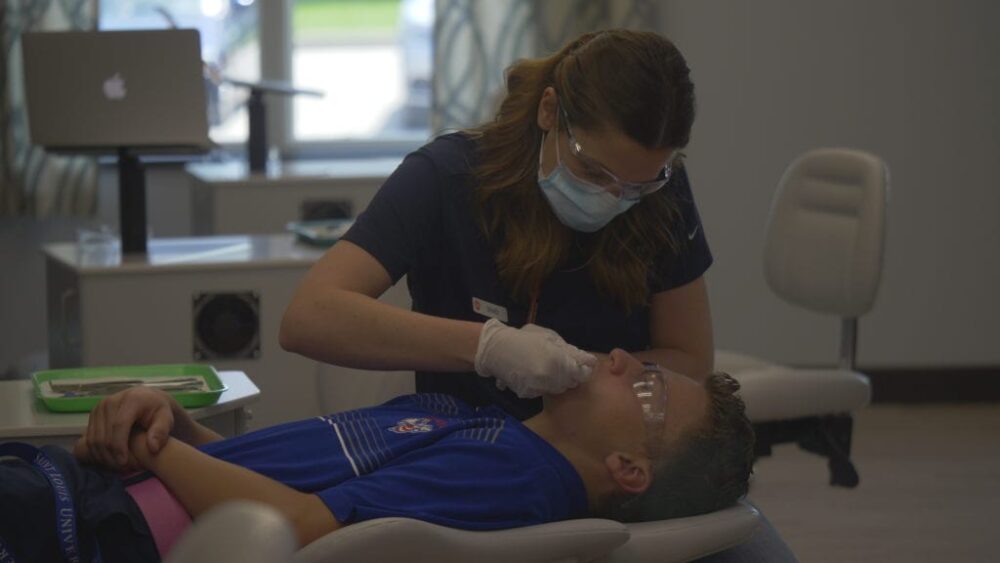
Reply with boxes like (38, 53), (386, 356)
(688, 225), (700, 240)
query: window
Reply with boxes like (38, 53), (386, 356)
(291, 0), (432, 143)
(99, 0), (433, 153)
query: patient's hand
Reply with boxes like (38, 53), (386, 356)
(74, 433), (144, 472)
(127, 430), (157, 468)
(73, 386), (188, 471)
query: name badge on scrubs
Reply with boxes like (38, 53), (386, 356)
(472, 297), (508, 323)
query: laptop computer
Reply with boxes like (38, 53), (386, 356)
(21, 29), (212, 153)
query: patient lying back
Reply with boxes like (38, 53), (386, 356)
(1, 350), (753, 562)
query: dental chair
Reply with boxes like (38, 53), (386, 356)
(716, 148), (889, 487)
(166, 500), (760, 563)
(163, 155), (886, 563)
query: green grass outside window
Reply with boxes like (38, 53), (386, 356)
(294, 0), (402, 34)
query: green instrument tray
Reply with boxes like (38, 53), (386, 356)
(32, 364), (227, 413)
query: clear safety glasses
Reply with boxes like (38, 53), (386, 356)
(558, 106), (681, 201)
(633, 362), (668, 453)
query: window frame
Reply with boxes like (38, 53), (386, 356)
(255, 0), (428, 160)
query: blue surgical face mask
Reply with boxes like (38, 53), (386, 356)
(537, 135), (638, 233)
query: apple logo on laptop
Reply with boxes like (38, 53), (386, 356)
(103, 73), (127, 101)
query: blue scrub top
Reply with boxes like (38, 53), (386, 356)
(342, 133), (712, 419)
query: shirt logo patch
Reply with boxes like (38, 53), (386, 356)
(389, 417), (445, 434)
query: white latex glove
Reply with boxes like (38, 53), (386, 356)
(474, 319), (597, 398)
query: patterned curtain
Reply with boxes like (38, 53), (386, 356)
(432, 0), (661, 132)
(0, 0), (98, 218)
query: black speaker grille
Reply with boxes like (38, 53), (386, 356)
(192, 291), (260, 360)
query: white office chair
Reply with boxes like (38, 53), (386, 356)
(716, 147), (889, 486)
(166, 500), (759, 563)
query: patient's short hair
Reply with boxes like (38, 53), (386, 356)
(603, 372), (755, 522)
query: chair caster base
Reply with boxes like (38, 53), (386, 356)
(753, 414), (861, 488)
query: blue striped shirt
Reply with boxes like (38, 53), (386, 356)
(199, 394), (588, 530)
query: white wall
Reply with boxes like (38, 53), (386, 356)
(660, 0), (1000, 367)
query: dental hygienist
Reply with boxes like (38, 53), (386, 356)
(281, 28), (795, 560)
(280, 28), (712, 419)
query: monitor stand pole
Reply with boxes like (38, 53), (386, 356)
(118, 148), (148, 254)
(247, 88), (268, 174)
(227, 80), (322, 174)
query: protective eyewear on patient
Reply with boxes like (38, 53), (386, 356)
(634, 363), (668, 451)
(559, 107), (681, 201)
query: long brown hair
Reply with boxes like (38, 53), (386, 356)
(467, 29), (696, 309)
